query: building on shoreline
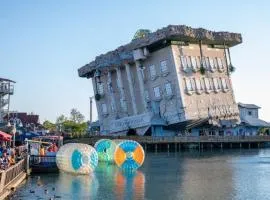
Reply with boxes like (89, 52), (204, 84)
(78, 24), (267, 136)
(0, 77), (15, 123)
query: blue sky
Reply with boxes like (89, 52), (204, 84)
(1, 0), (270, 123)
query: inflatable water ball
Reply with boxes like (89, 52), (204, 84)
(56, 143), (98, 175)
(94, 139), (117, 163)
(114, 140), (145, 171)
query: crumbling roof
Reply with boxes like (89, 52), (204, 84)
(241, 115), (270, 127)
(78, 24), (242, 78)
(0, 77), (16, 83)
(238, 103), (261, 109)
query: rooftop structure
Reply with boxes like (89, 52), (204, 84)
(78, 25), (242, 136)
(0, 77), (15, 123)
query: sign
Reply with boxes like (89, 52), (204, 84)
(110, 113), (152, 133)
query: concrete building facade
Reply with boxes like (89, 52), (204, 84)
(78, 25), (242, 136)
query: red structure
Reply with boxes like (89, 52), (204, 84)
(4, 112), (40, 127)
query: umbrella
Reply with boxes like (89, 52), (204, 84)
(0, 131), (12, 141)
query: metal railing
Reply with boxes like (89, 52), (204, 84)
(0, 158), (26, 193)
(30, 155), (56, 167)
(65, 135), (270, 145)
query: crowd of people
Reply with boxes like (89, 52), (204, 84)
(0, 145), (24, 170)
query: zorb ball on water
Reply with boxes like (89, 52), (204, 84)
(56, 143), (98, 175)
(94, 139), (116, 163)
(114, 140), (145, 171)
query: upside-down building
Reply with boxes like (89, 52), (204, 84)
(78, 25), (243, 136)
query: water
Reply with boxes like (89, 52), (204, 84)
(11, 149), (270, 200)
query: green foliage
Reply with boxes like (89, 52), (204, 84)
(133, 29), (151, 40)
(200, 66), (206, 75)
(258, 127), (270, 135)
(70, 108), (84, 123)
(55, 108), (87, 138)
(229, 64), (236, 73)
(43, 120), (56, 132)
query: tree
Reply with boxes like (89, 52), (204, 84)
(70, 108), (85, 123)
(43, 120), (56, 132)
(56, 114), (67, 132)
(133, 29), (151, 40)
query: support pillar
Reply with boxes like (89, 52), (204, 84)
(135, 60), (148, 112)
(221, 143), (223, 150)
(155, 144), (157, 153)
(258, 143), (260, 148)
(125, 63), (138, 115)
(240, 143), (242, 148)
(230, 143), (232, 148)
(249, 143), (251, 149)
(116, 67), (127, 112)
(167, 144), (170, 152)
(107, 71), (117, 114)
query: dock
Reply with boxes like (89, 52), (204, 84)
(64, 135), (270, 151)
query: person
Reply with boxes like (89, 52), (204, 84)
(9, 155), (16, 165)
(39, 145), (45, 156)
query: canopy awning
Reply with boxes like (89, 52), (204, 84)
(0, 131), (12, 141)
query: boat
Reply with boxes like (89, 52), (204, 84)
(26, 135), (63, 173)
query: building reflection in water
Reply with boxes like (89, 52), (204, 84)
(57, 171), (99, 200)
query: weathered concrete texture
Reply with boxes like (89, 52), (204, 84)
(78, 25), (242, 77)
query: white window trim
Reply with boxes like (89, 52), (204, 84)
(160, 60), (169, 76)
(221, 78), (229, 92)
(203, 78), (212, 93)
(184, 78), (194, 95)
(97, 83), (104, 96)
(149, 65), (157, 80)
(209, 58), (216, 72)
(180, 56), (188, 72)
(195, 78), (203, 94)
(191, 56), (199, 72)
(217, 57), (225, 72)
(101, 103), (108, 116)
(153, 86), (162, 101)
(213, 78), (220, 93)
(164, 82), (173, 98)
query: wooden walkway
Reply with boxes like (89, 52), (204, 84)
(65, 135), (270, 150)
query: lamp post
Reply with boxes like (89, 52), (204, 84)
(11, 125), (16, 148)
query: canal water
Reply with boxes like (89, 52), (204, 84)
(11, 149), (270, 200)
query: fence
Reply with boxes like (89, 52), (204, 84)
(0, 158), (26, 193)
(65, 135), (270, 145)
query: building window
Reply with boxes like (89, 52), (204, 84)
(160, 60), (168, 75)
(184, 78), (194, 95)
(144, 90), (150, 102)
(165, 82), (173, 96)
(221, 78), (229, 92)
(191, 56), (198, 71)
(180, 56), (188, 71)
(204, 78), (212, 93)
(217, 57), (224, 71)
(120, 99), (127, 112)
(213, 78), (220, 92)
(195, 78), (202, 94)
(153, 86), (161, 99)
(248, 111), (252, 116)
(111, 102), (116, 113)
(149, 65), (157, 80)
(101, 103), (108, 115)
(97, 83), (104, 95)
(209, 58), (216, 72)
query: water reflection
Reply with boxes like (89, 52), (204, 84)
(114, 170), (145, 200)
(12, 149), (270, 200)
(57, 172), (99, 200)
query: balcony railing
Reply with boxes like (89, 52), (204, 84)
(0, 84), (14, 95)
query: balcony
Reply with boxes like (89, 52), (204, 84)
(0, 84), (14, 95)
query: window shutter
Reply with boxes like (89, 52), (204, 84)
(209, 58), (215, 72)
(149, 65), (156, 79)
(153, 86), (161, 98)
(165, 83), (173, 96)
(102, 104), (107, 114)
(195, 78), (202, 91)
(160, 60), (168, 73)
(180, 56), (188, 71)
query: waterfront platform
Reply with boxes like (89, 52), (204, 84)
(64, 136), (270, 151)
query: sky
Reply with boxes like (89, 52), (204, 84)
(1, 0), (270, 123)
